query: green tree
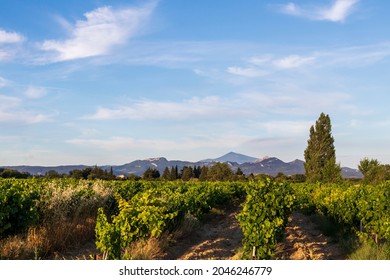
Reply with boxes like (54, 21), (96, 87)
(181, 166), (194, 181)
(207, 162), (234, 181)
(143, 168), (160, 180)
(0, 169), (30, 179)
(199, 166), (209, 181)
(358, 158), (385, 185)
(162, 167), (171, 180)
(193, 166), (202, 178)
(304, 113), (341, 183)
(45, 170), (62, 178)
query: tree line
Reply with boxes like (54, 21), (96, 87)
(142, 162), (246, 181)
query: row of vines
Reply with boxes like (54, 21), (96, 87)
(95, 181), (244, 259)
(292, 182), (390, 243)
(1, 178), (389, 259)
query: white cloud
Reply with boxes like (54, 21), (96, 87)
(0, 76), (9, 87)
(226, 66), (267, 78)
(273, 55), (315, 69)
(0, 95), (50, 124)
(320, 0), (358, 22)
(25, 86), (47, 99)
(279, 0), (359, 23)
(0, 29), (24, 44)
(0, 29), (24, 61)
(66, 134), (253, 154)
(40, 2), (157, 61)
(280, 3), (302, 16)
(248, 56), (272, 66)
(242, 91), (353, 116)
(227, 54), (315, 78)
(84, 96), (245, 121)
(259, 120), (313, 135)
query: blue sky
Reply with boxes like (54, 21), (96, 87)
(1, 0), (390, 168)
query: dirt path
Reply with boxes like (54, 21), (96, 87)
(160, 200), (244, 260)
(275, 212), (346, 260)
(55, 207), (346, 260)
(161, 208), (346, 260)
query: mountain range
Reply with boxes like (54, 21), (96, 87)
(1, 152), (362, 178)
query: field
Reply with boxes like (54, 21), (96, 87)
(0, 178), (389, 260)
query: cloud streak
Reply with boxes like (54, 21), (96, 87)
(273, 55), (315, 69)
(0, 29), (24, 44)
(40, 2), (157, 62)
(226, 66), (267, 78)
(25, 86), (47, 99)
(0, 95), (50, 124)
(279, 0), (359, 22)
(0, 28), (24, 61)
(227, 54), (316, 78)
(66, 134), (255, 155)
(84, 96), (249, 121)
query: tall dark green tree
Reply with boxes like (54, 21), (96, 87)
(304, 113), (341, 183)
(162, 167), (171, 180)
(181, 166), (194, 181)
(199, 166), (209, 181)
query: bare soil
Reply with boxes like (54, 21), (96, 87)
(159, 200), (244, 260)
(160, 208), (346, 260)
(52, 206), (346, 260)
(275, 212), (346, 260)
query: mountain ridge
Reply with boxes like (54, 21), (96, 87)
(1, 152), (362, 178)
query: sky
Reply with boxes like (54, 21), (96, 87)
(1, 0), (390, 168)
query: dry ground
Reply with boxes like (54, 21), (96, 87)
(51, 206), (346, 260)
(158, 200), (244, 260)
(159, 208), (345, 260)
(275, 212), (345, 260)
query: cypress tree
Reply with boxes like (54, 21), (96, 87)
(304, 113), (341, 183)
(170, 166), (176, 180)
(162, 167), (171, 180)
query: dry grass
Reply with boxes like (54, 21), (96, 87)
(170, 213), (200, 240)
(0, 180), (113, 259)
(121, 237), (168, 260)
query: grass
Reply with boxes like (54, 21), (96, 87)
(309, 213), (390, 260)
(121, 237), (167, 260)
(0, 180), (113, 259)
(348, 241), (390, 260)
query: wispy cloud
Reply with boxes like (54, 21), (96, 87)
(24, 86), (47, 99)
(83, 87), (356, 128)
(0, 28), (25, 61)
(84, 96), (248, 121)
(273, 55), (315, 69)
(66, 133), (253, 154)
(259, 120), (313, 135)
(40, 2), (157, 62)
(0, 29), (24, 44)
(0, 95), (50, 124)
(226, 66), (267, 78)
(279, 0), (359, 22)
(241, 91), (353, 116)
(0, 76), (9, 87)
(227, 54), (316, 77)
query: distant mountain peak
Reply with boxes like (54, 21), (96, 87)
(201, 152), (257, 164)
(2, 153), (362, 179)
(145, 157), (167, 162)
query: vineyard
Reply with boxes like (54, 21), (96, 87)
(0, 178), (389, 259)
